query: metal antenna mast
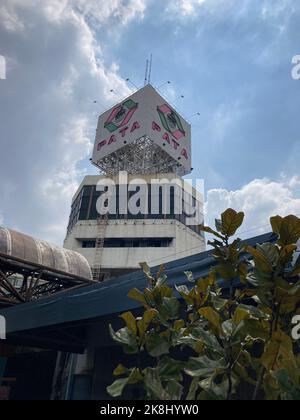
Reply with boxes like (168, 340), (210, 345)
(144, 54), (153, 86)
(148, 54), (153, 84)
(144, 58), (149, 86)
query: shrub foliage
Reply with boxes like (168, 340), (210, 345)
(107, 209), (300, 400)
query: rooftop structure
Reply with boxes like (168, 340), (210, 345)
(91, 84), (192, 177)
(64, 84), (205, 281)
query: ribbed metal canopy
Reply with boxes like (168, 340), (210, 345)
(0, 226), (92, 280)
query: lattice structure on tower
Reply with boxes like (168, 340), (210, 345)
(93, 136), (186, 176)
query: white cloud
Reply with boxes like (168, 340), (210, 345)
(0, 4), (25, 32)
(205, 177), (300, 239)
(167, 0), (206, 16)
(0, 0), (147, 29)
(0, 0), (146, 245)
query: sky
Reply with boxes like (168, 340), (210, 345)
(0, 0), (300, 246)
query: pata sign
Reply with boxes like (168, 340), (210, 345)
(92, 84), (192, 175)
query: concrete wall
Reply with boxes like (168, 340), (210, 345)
(64, 219), (205, 269)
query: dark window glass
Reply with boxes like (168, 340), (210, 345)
(82, 240), (96, 248)
(81, 238), (174, 248)
(67, 184), (204, 238)
(78, 196), (90, 220)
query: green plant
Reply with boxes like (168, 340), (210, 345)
(107, 209), (300, 400)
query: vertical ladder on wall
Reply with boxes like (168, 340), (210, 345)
(92, 213), (109, 282)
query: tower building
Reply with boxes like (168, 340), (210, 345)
(64, 84), (205, 281)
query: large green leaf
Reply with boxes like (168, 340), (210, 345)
(261, 331), (295, 371)
(256, 243), (279, 267)
(187, 378), (199, 400)
(106, 378), (129, 397)
(120, 312), (137, 335)
(137, 309), (157, 337)
(185, 356), (226, 378)
(220, 208), (244, 236)
(198, 307), (221, 334)
(127, 288), (147, 306)
(145, 332), (170, 357)
(290, 254), (300, 277)
(158, 357), (184, 381)
(271, 215), (300, 245)
(109, 325), (139, 354)
(161, 297), (181, 319)
(245, 245), (273, 273)
(199, 377), (229, 400)
(107, 368), (143, 397)
(270, 215), (283, 235)
(242, 319), (270, 341)
(190, 325), (224, 357)
(143, 368), (171, 400)
(139, 262), (155, 286)
(166, 380), (183, 400)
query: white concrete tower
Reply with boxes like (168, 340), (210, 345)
(64, 85), (205, 281)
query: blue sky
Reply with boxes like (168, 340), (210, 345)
(0, 0), (300, 245)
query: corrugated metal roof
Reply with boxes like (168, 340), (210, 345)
(0, 232), (277, 336)
(0, 226), (92, 280)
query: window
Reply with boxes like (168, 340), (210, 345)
(82, 240), (96, 248)
(67, 184), (204, 238)
(81, 238), (173, 248)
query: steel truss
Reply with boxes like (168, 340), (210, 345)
(0, 252), (95, 307)
(93, 136), (185, 176)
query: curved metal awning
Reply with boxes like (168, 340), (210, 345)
(0, 226), (95, 306)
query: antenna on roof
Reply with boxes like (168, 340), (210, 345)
(144, 58), (149, 86)
(148, 54), (153, 84)
(144, 54), (153, 86)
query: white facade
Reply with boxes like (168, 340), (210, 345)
(65, 219), (205, 270)
(64, 174), (205, 280)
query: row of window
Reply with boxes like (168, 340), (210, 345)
(67, 184), (204, 238)
(81, 238), (173, 248)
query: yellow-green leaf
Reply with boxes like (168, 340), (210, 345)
(271, 215), (300, 245)
(199, 307), (221, 333)
(128, 368), (143, 384)
(245, 245), (273, 273)
(120, 311), (137, 335)
(113, 364), (127, 376)
(128, 288), (147, 306)
(270, 216), (283, 235)
(221, 208), (244, 236)
(137, 309), (157, 337)
(233, 307), (250, 325)
(261, 331), (295, 371)
(173, 320), (185, 331)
